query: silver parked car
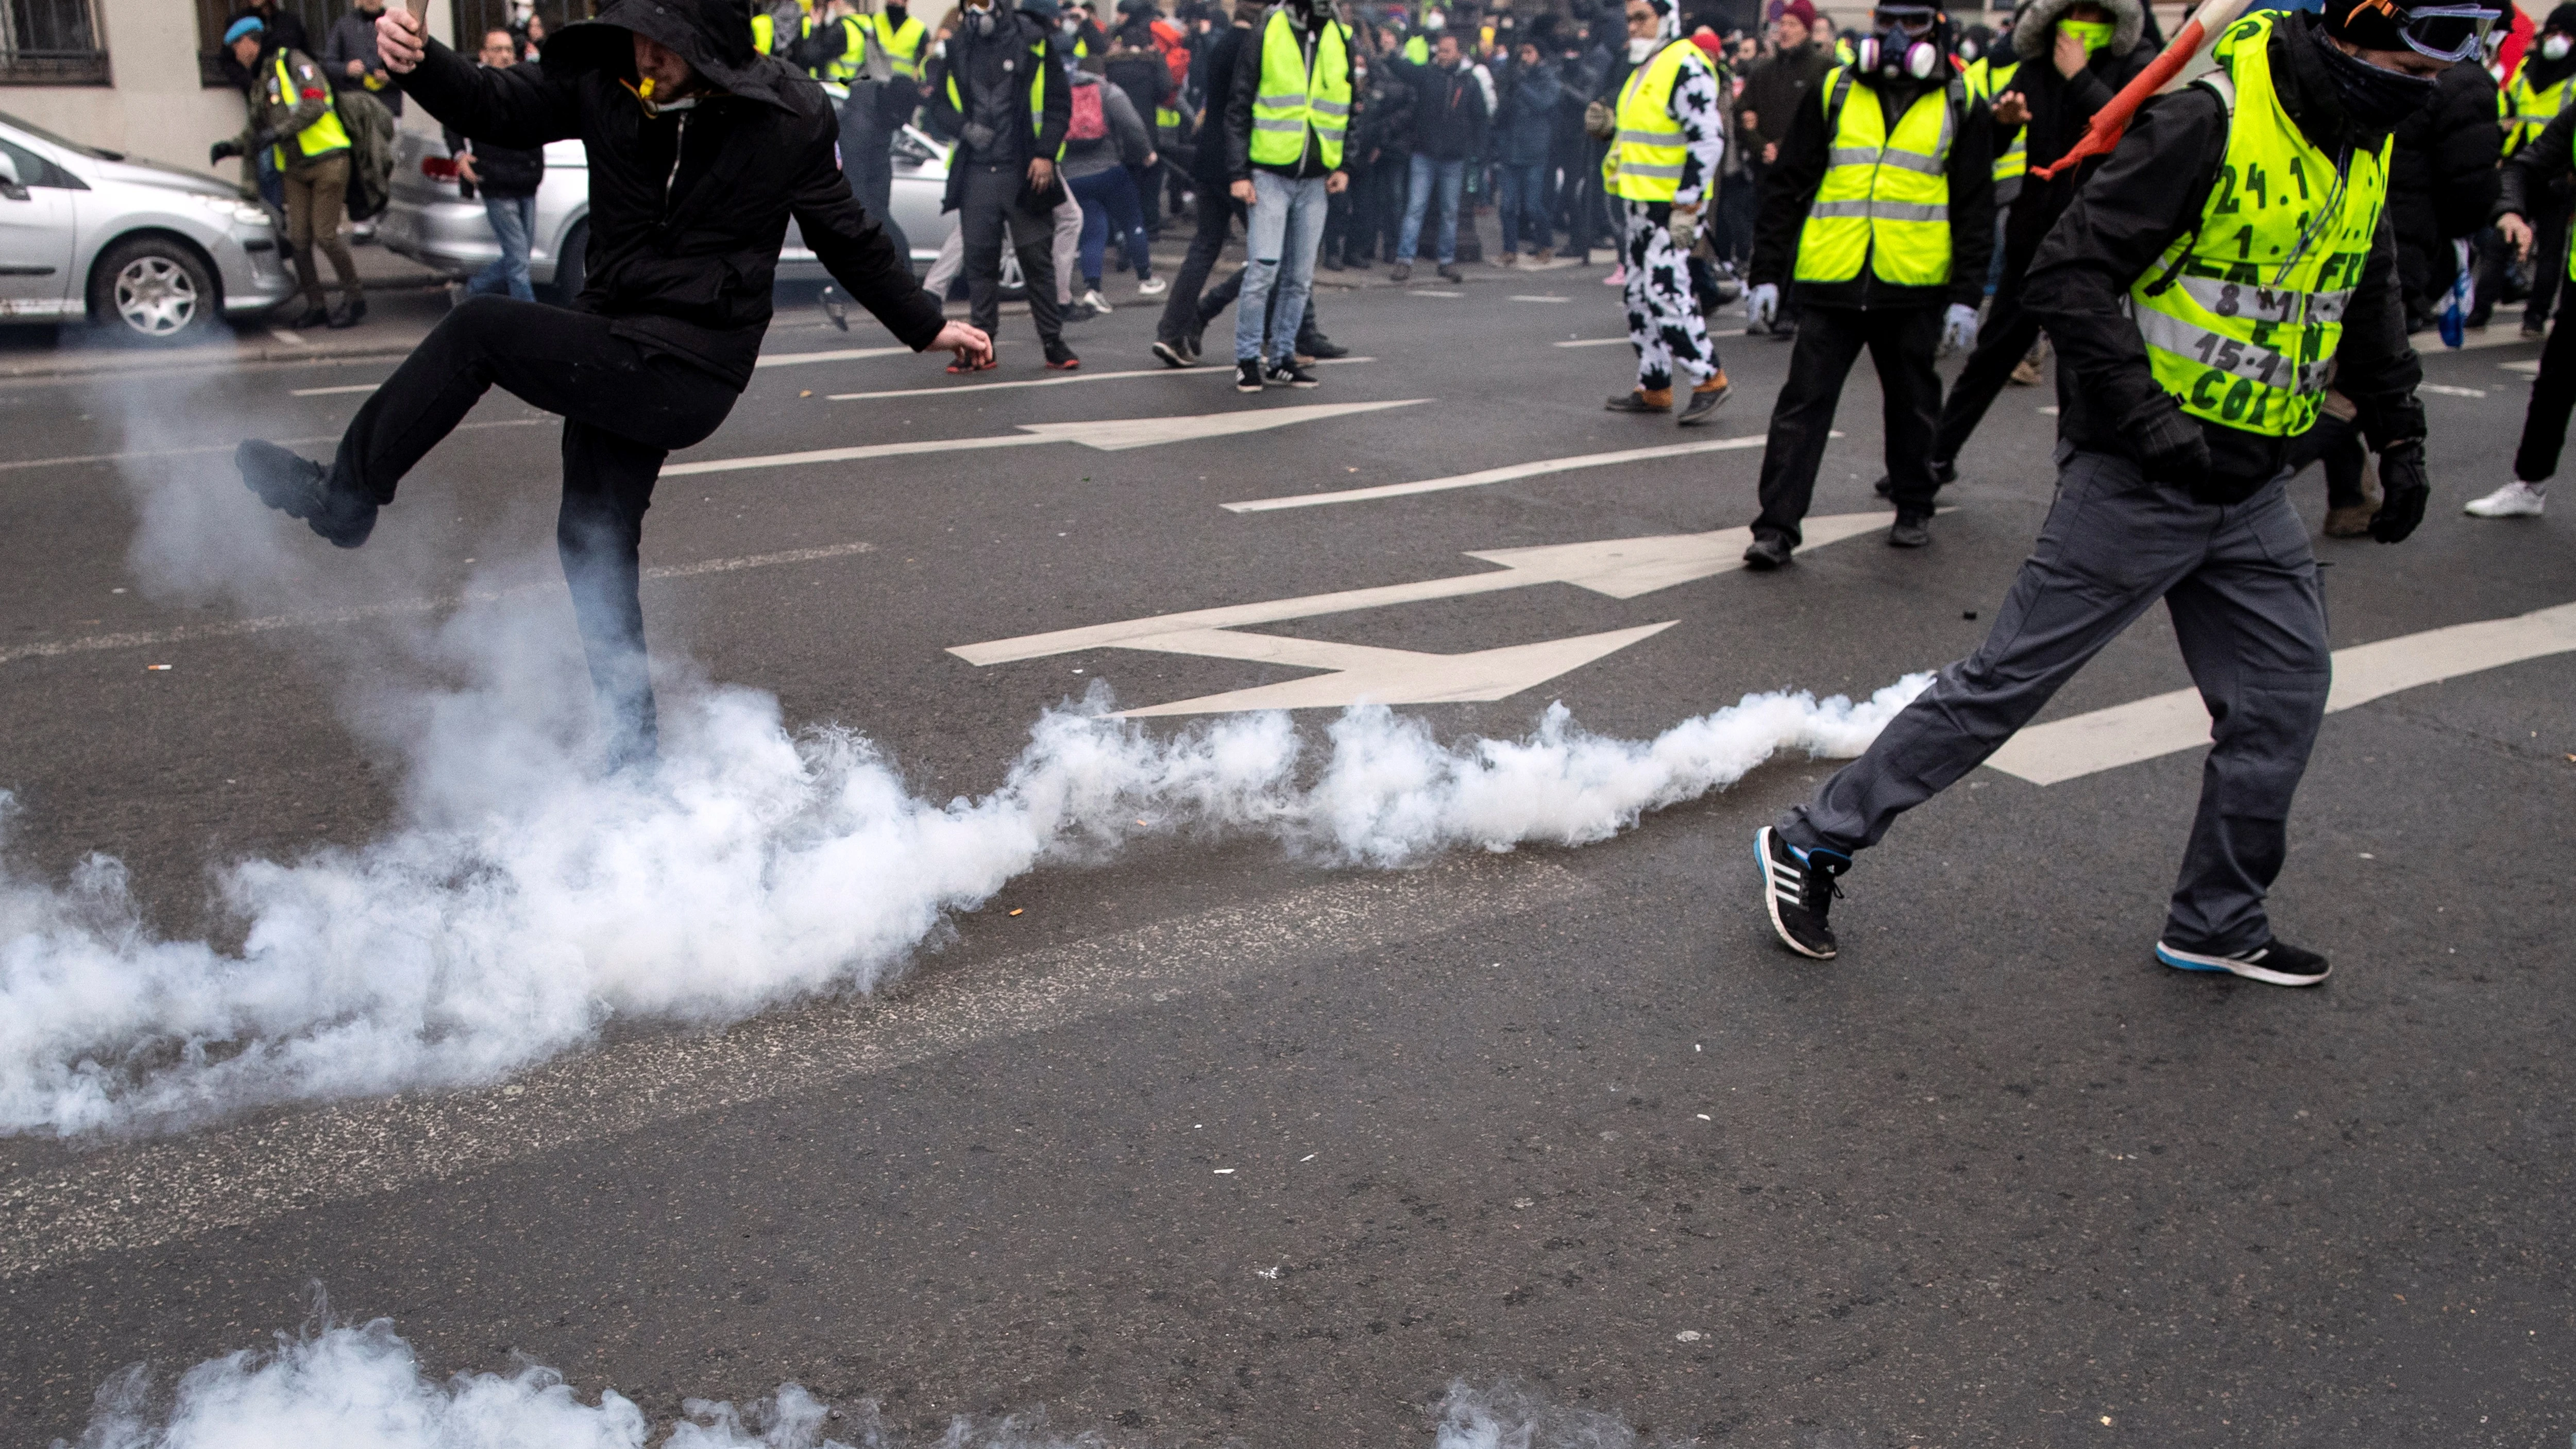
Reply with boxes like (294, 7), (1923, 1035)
(379, 100), (957, 294)
(0, 109), (300, 343)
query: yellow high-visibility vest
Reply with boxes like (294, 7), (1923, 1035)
(2128, 12), (2389, 437)
(942, 32), (1064, 159)
(1794, 68), (1961, 286)
(269, 51), (350, 168)
(1248, 8), (1351, 169)
(874, 11), (928, 80)
(2504, 64), (2575, 157)
(1602, 39), (1710, 202)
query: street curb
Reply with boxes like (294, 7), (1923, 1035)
(0, 337), (426, 382)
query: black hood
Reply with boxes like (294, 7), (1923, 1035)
(545, 0), (803, 112)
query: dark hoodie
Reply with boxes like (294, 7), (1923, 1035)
(395, 0), (943, 388)
(2023, 10), (2425, 501)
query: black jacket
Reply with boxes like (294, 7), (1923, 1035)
(924, 9), (1072, 196)
(1380, 50), (1489, 162)
(1226, 6), (1357, 179)
(1357, 44), (1416, 158)
(2385, 59), (2500, 302)
(1190, 21), (1254, 183)
(396, 0), (943, 389)
(1751, 73), (1995, 310)
(1998, 36), (2157, 263)
(2024, 12), (2424, 500)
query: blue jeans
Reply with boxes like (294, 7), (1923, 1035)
(1069, 166), (1151, 288)
(469, 193), (537, 302)
(1397, 154), (1465, 264)
(1497, 161), (1547, 254)
(1236, 170), (1328, 364)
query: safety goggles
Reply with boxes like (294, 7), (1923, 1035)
(2353, 0), (2501, 62)
(1872, 5), (1938, 36)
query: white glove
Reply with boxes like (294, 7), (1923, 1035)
(1666, 205), (1700, 254)
(1747, 283), (1778, 329)
(1941, 302), (1979, 356)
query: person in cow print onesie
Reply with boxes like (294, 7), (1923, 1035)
(1601, 0), (1733, 424)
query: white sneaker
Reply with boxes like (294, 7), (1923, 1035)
(1081, 288), (1113, 315)
(2463, 480), (2547, 517)
(1137, 276), (1167, 296)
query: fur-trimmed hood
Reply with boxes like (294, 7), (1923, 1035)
(2011, 0), (2143, 62)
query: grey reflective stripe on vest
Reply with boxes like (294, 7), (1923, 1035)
(1311, 97), (1350, 115)
(1257, 92), (1307, 107)
(1809, 198), (1947, 221)
(2171, 273), (2355, 326)
(1252, 116), (1306, 131)
(1621, 161), (1688, 179)
(2133, 308), (2333, 395)
(1622, 128), (1684, 145)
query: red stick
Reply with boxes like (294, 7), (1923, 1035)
(2030, 0), (2250, 181)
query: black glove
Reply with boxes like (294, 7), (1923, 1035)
(2128, 404), (2212, 492)
(209, 139), (243, 164)
(2371, 440), (2430, 543)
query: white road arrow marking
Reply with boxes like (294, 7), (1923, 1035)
(663, 399), (1426, 477)
(1112, 622), (1680, 716)
(950, 512), (1891, 713)
(826, 356), (1371, 402)
(1224, 433), (1834, 513)
(754, 346), (914, 368)
(1986, 600), (2576, 785)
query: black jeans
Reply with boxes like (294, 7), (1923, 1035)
(840, 120), (912, 265)
(1157, 189), (1238, 345)
(959, 160), (1065, 349)
(328, 297), (738, 764)
(2515, 291), (2576, 481)
(1929, 254), (2041, 467)
(1752, 303), (1944, 544)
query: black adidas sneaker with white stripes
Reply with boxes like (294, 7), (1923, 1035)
(1755, 826), (1849, 960)
(2155, 938), (2330, 987)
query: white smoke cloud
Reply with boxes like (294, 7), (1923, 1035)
(1432, 1378), (1691, 1449)
(0, 670), (1926, 1136)
(58, 1304), (1108, 1449)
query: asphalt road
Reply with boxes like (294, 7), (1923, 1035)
(2, 257), (2571, 1447)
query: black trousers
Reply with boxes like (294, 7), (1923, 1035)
(1752, 303), (1944, 545)
(958, 161), (1064, 348)
(328, 297), (738, 764)
(1929, 255), (2042, 467)
(1157, 192), (1241, 345)
(840, 120), (913, 266)
(2515, 292), (2576, 481)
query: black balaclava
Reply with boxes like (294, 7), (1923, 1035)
(2527, 2), (2576, 87)
(2311, 0), (2438, 135)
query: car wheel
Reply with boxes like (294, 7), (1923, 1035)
(998, 249), (1027, 303)
(90, 236), (219, 345)
(548, 220), (588, 304)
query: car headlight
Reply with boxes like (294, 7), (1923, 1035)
(188, 191), (273, 228)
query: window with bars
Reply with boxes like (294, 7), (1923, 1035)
(2, 0), (111, 85)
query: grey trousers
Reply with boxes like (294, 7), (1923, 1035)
(1778, 446), (2332, 953)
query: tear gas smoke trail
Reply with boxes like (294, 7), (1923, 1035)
(59, 1303), (1109, 1449)
(0, 674), (1928, 1136)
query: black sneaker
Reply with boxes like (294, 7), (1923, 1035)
(1303, 335), (1351, 359)
(1235, 359), (1264, 393)
(326, 296), (367, 329)
(1755, 826), (1849, 960)
(1264, 360), (1319, 387)
(1887, 514), (1931, 548)
(2155, 937), (2331, 987)
(1437, 263), (1464, 283)
(1873, 458), (1955, 499)
(1182, 328), (1205, 363)
(235, 440), (376, 548)
(1741, 534), (1792, 571)
(1152, 337), (1195, 368)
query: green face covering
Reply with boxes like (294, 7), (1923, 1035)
(2059, 17), (2113, 54)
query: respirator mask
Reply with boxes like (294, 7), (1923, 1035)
(1854, 4), (1941, 80)
(2546, 30), (2573, 59)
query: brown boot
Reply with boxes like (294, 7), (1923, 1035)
(1677, 371), (1732, 425)
(1533, 246), (1555, 263)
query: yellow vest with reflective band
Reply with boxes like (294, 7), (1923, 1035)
(2128, 13), (2389, 438)
(753, 8), (818, 58)
(1602, 39), (1707, 202)
(269, 52), (349, 168)
(942, 33), (1064, 159)
(1969, 57), (2026, 184)
(822, 14), (868, 80)
(2503, 64), (2575, 157)
(875, 12), (928, 80)
(1248, 9), (1351, 169)
(1794, 69), (1961, 286)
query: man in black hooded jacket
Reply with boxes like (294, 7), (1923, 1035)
(1752, 1), (2452, 988)
(233, 0), (990, 768)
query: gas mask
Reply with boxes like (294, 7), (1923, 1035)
(2547, 30), (2573, 59)
(1854, 4), (1940, 80)
(961, 1), (997, 36)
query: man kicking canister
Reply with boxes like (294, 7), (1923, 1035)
(1753, 0), (2462, 987)
(235, 0), (988, 767)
